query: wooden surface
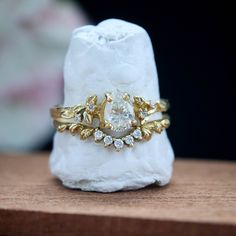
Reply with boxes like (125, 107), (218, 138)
(0, 153), (235, 236)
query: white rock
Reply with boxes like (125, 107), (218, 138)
(50, 19), (174, 192)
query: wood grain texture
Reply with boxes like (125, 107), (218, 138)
(0, 153), (235, 236)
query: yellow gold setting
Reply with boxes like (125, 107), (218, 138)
(50, 91), (170, 151)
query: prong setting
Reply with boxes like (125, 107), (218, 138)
(105, 92), (113, 102)
(122, 92), (130, 102)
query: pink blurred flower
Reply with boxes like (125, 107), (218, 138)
(0, 0), (88, 151)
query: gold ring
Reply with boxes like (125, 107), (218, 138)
(50, 90), (170, 151)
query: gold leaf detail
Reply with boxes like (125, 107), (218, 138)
(105, 92), (112, 102)
(141, 120), (163, 137)
(83, 111), (93, 124)
(57, 124), (67, 132)
(156, 100), (169, 112)
(86, 95), (97, 104)
(98, 98), (107, 125)
(141, 127), (152, 140)
(141, 120), (157, 129)
(133, 96), (156, 122)
(161, 119), (170, 128)
(73, 105), (86, 114)
(69, 124), (80, 135)
(133, 96), (153, 110)
(133, 96), (145, 106)
(61, 109), (74, 119)
(80, 128), (94, 140)
(155, 125), (163, 134)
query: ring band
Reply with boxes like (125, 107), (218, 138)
(50, 91), (170, 151)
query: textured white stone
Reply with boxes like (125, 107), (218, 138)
(50, 19), (174, 192)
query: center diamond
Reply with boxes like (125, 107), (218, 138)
(104, 91), (135, 132)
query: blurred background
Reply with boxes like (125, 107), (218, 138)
(0, 0), (235, 160)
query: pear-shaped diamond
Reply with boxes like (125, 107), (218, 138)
(104, 91), (135, 132)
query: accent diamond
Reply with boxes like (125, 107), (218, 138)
(87, 104), (95, 112)
(103, 135), (113, 146)
(124, 135), (134, 146)
(132, 129), (142, 140)
(139, 110), (148, 119)
(94, 130), (104, 141)
(114, 139), (124, 150)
